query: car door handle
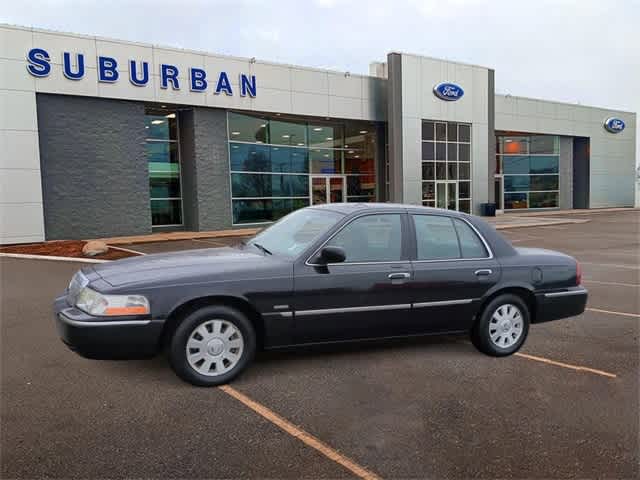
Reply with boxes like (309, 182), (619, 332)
(388, 272), (411, 280)
(474, 269), (493, 276)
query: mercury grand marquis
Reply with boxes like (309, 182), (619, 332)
(54, 204), (588, 386)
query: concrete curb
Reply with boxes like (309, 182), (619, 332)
(106, 245), (147, 255)
(493, 219), (590, 230)
(0, 253), (110, 263)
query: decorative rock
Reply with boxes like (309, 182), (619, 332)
(82, 240), (109, 257)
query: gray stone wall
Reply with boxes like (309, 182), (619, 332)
(36, 94), (150, 240)
(179, 107), (231, 231)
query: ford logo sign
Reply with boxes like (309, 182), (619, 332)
(433, 82), (464, 101)
(604, 117), (625, 134)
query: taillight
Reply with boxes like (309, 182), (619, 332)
(575, 261), (582, 285)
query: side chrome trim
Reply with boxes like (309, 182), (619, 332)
(279, 312), (293, 318)
(413, 299), (474, 308)
(58, 315), (152, 327)
(544, 288), (588, 298)
(295, 303), (411, 317)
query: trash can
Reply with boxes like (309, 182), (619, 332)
(480, 203), (496, 217)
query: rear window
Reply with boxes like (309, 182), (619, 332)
(453, 218), (489, 258)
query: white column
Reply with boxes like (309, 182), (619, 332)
(0, 25), (45, 244)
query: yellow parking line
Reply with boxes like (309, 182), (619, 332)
(580, 261), (640, 270)
(219, 385), (382, 480)
(515, 353), (617, 378)
(586, 307), (640, 318)
(582, 279), (639, 288)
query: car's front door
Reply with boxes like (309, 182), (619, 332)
(408, 213), (500, 333)
(292, 212), (414, 344)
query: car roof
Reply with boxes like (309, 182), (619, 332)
(308, 202), (470, 218)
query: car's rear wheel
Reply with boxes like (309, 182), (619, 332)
(169, 305), (256, 386)
(471, 294), (530, 357)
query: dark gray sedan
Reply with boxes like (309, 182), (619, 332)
(54, 204), (587, 386)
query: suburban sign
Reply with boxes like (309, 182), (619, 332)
(433, 82), (464, 101)
(25, 48), (257, 97)
(603, 117), (625, 134)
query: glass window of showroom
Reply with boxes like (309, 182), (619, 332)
(145, 108), (183, 227)
(495, 135), (560, 210)
(228, 112), (378, 225)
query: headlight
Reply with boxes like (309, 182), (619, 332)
(75, 287), (150, 316)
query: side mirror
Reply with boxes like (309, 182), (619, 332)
(319, 246), (346, 264)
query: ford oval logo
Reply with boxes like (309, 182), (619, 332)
(433, 82), (464, 101)
(604, 117), (625, 134)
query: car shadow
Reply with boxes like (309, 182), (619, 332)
(97, 333), (473, 385)
(254, 332), (472, 366)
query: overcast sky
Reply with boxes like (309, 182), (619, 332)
(3, 0), (639, 163)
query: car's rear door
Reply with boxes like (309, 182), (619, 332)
(291, 211), (415, 344)
(407, 213), (500, 333)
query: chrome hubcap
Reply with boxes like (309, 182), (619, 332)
(489, 304), (523, 348)
(186, 319), (244, 376)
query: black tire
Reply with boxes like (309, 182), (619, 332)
(471, 293), (530, 357)
(169, 305), (256, 386)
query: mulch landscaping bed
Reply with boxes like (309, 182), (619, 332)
(0, 240), (138, 261)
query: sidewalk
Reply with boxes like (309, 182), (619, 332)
(95, 227), (261, 245)
(94, 208), (624, 245)
(504, 207), (638, 217)
(486, 215), (589, 230)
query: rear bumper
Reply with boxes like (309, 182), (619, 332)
(54, 295), (164, 359)
(534, 286), (588, 323)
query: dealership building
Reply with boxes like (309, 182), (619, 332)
(0, 24), (636, 244)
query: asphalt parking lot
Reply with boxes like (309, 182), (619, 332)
(1, 210), (638, 479)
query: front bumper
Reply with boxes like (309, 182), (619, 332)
(534, 286), (588, 323)
(54, 295), (164, 359)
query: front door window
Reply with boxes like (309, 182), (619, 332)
(310, 175), (346, 205)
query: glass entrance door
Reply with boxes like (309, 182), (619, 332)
(436, 181), (458, 210)
(310, 175), (346, 205)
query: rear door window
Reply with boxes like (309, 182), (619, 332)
(412, 215), (461, 260)
(412, 215), (490, 260)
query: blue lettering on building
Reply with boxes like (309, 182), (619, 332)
(240, 74), (257, 97)
(25, 48), (257, 97)
(62, 52), (85, 80)
(160, 64), (180, 90)
(215, 72), (233, 95)
(129, 60), (149, 86)
(26, 48), (51, 77)
(98, 56), (119, 82)
(190, 68), (207, 92)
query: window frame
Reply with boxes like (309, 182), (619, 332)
(305, 211), (411, 266)
(409, 213), (493, 262)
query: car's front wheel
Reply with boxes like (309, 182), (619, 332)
(169, 305), (256, 386)
(471, 294), (530, 357)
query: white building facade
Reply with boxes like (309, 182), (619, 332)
(0, 24), (636, 243)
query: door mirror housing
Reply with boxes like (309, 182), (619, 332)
(318, 246), (346, 264)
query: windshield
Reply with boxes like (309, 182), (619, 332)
(246, 208), (343, 258)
